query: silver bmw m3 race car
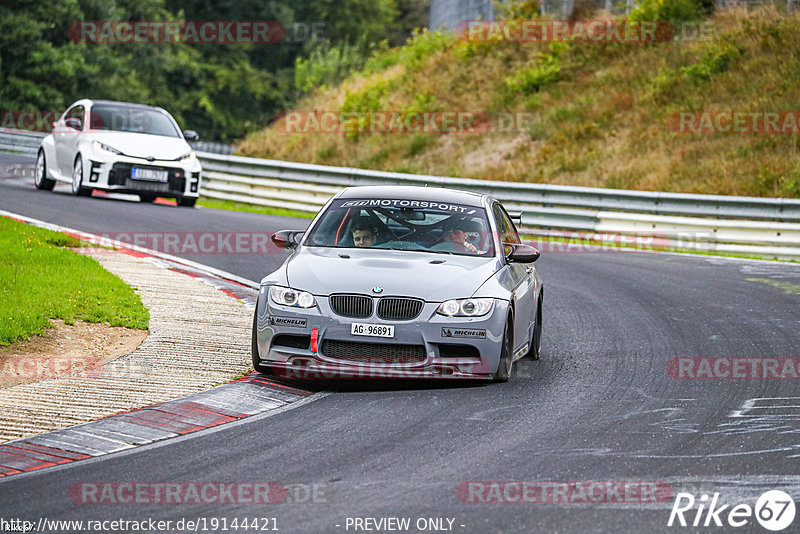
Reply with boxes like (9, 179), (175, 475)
(252, 185), (543, 381)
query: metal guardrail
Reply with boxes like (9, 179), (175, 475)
(2, 129), (799, 259)
(0, 129), (45, 155)
(196, 152), (800, 258)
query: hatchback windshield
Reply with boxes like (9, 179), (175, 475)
(89, 105), (181, 137)
(305, 198), (495, 256)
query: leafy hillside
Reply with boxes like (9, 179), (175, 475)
(0, 0), (419, 141)
(239, 6), (800, 197)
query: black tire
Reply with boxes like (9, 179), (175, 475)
(527, 296), (542, 360)
(71, 156), (92, 197)
(493, 315), (514, 382)
(139, 194), (157, 203)
(251, 312), (274, 376)
(34, 150), (56, 191)
(178, 196), (197, 207)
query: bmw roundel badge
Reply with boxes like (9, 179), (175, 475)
(372, 286), (384, 294)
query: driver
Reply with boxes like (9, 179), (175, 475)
(351, 218), (377, 248)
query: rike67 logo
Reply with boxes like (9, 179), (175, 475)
(668, 490), (795, 531)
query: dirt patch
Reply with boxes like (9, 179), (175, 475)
(0, 320), (148, 388)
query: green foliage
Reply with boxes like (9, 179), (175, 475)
(295, 40), (374, 92)
(402, 92), (439, 115)
(1, 0), (420, 141)
(406, 133), (430, 156)
(364, 29), (454, 75)
(629, 0), (711, 25)
(342, 80), (392, 113)
(341, 78), (393, 138)
(680, 42), (740, 81)
(495, 0), (543, 20)
(506, 54), (561, 93)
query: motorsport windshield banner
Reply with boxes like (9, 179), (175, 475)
(336, 198), (479, 214)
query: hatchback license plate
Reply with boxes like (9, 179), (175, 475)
(351, 323), (394, 338)
(132, 167), (168, 182)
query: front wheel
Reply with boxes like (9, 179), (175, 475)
(493, 316), (514, 382)
(34, 150), (56, 191)
(71, 156), (92, 197)
(527, 297), (542, 360)
(251, 313), (274, 376)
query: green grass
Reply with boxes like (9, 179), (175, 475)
(197, 198), (316, 219)
(0, 217), (149, 345)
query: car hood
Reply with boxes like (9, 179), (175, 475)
(89, 132), (191, 160)
(286, 247), (501, 301)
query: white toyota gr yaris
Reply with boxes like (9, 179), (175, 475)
(35, 99), (202, 206)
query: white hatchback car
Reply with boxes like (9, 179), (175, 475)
(35, 99), (202, 206)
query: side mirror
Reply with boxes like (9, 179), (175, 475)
(183, 130), (200, 141)
(64, 118), (82, 130)
(272, 230), (304, 249)
(506, 243), (540, 263)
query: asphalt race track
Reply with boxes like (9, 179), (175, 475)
(2, 153), (800, 533)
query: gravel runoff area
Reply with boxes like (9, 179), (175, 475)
(0, 249), (253, 443)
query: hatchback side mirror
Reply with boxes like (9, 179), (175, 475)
(506, 243), (540, 263)
(272, 230), (304, 249)
(183, 130), (199, 141)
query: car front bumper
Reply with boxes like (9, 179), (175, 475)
(85, 153), (202, 198)
(253, 286), (510, 380)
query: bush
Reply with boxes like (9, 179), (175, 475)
(506, 54), (561, 93)
(295, 41), (374, 93)
(364, 29), (453, 74)
(628, 0), (711, 25)
(680, 42), (740, 81)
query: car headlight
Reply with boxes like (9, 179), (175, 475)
(269, 286), (316, 308)
(179, 151), (197, 163)
(437, 298), (494, 317)
(93, 141), (123, 155)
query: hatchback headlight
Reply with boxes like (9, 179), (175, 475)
(93, 141), (122, 155)
(269, 286), (316, 308)
(437, 298), (494, 317)
(179, 151), (197, 163)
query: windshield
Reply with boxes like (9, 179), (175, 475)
(305, 198), (495, 256)
(89, 105), (181, 137)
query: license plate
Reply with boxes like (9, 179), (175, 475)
(131, 167), (168, 182)
(351, 323), (394, 338)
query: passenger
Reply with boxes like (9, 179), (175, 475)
(438, 219), (484, 254)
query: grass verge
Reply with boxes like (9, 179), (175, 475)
(0, 217), (149, 345)
(197, 198), (317, 219)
